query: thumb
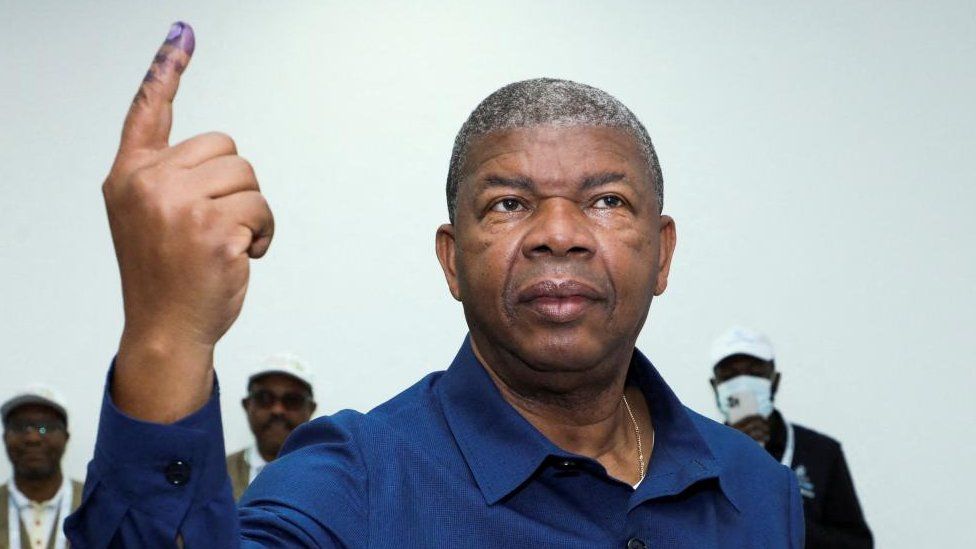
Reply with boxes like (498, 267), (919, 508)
(119, 22), (195, 155)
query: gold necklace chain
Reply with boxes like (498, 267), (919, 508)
(621, 393), (645, 483)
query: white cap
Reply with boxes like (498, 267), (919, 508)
(2, 384), (69, 425)
(710, 326), (775, 367)
(247, 353), (314, 394)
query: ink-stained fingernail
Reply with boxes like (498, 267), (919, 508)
(164, 21), (195, 55)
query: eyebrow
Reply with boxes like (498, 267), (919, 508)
(479, 172), (627, 193)
(482, 175), (536, 192)
(580, 172), (626, 190)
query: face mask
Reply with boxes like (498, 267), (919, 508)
(715, 375), (774, 422)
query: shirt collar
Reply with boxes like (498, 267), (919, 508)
(245, 445), (268, 470)
(628, 352), (740, 511)
(6, 476), (67, 510)
(437, 336), (739, 510)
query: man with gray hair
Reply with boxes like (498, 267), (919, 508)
(67, 23), (802, 547)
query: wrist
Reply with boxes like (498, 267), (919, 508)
(114, 328), (216, 423)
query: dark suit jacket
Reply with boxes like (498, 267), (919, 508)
(766, 410), (873, 548)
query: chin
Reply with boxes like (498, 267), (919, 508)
(18, 465), (57, 480)
(513, 326), (615, 372)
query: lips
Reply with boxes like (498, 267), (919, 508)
(516, 279), (604, 323)
(17, 450), (50, 463)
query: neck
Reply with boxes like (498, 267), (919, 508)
(471, 338), (652, 485)
(14, 470), (63, 503)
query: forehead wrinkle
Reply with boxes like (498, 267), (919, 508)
(481, 175), (536, 193)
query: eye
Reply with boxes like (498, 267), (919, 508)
(592, 195), (624, 209)
(490, 198), (526, 213)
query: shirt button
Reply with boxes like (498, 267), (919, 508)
(626, 538), (647, 549)
(554, 459), (579, 470)
(165, 460), (191, 486)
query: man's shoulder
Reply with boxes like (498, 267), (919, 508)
(791, 421), (842, 447)
(368, 370), (445, 417)
(684, 408), (798, 520)
(280, 370), (447, 455)
(244, 372), (449, 511)
(790, 420), (844, 460)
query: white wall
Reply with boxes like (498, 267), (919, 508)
(2, 1), (973, 546)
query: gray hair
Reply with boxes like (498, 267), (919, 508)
(445, 77), (663, 223)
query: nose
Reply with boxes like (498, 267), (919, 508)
(522, 198), (596, 260)
(21, 429), (43, 444)
(269, 399), (288, 415)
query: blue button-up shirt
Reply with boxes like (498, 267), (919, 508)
(66, 338), (803, 547)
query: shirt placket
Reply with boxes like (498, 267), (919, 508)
(27, 501), (46, 548)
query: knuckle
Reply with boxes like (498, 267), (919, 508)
(207, 132), (237, 155)
(186, 203), (213, 228)
(236, 157), (257, 181)
(218, 237), (244, 262)
(101, 175), (117, 199)
(128, 168), (158, 201)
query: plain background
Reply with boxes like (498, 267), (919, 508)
(2, 1), (974, 546)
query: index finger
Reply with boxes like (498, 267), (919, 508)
(119, 22), (196, 155)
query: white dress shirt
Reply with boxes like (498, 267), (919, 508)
(7, 477), (70, 549)
(245, 445), (268, 484)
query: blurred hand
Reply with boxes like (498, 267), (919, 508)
(731, 415), (770, 445)
(107, 23), (274, 421)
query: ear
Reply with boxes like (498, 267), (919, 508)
(653, 215), (677, 296)
(241, 398), (249, 410)
(435, 223), (462, 301)
(309, 401), (318, 416)
(709, 377), (718, 394)
(771, 371), (781, 398)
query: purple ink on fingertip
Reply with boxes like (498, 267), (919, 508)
(166, 22), (182, 41)
(163, 21), (195, 55)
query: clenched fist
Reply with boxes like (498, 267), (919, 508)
(108, 23), (274, 422)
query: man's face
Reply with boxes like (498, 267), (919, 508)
(437, 126), (676, 387)
(242, 374), (316, 460)
(3, 404), (69, 481)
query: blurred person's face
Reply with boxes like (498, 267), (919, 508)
(710, 355), (780, 387)
(710, 354), (782, 444)
(242, 374), (316, 461)
(3, 404), (69, 481)
(437, 126), (675, 392)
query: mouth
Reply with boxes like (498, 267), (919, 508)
(262, 420), (292, 433)
(516, 279), (604, 323)
(17, 451), (49, 463)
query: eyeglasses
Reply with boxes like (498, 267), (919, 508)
(4, 420), (66, 436)
(247, 389), (312, 411)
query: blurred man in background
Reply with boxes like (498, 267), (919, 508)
(226, 354), (317, 501)
(710, 326), (874, 548)
(1, 385), (83, 549)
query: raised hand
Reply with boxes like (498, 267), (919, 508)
(106, 23), (274, 422)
